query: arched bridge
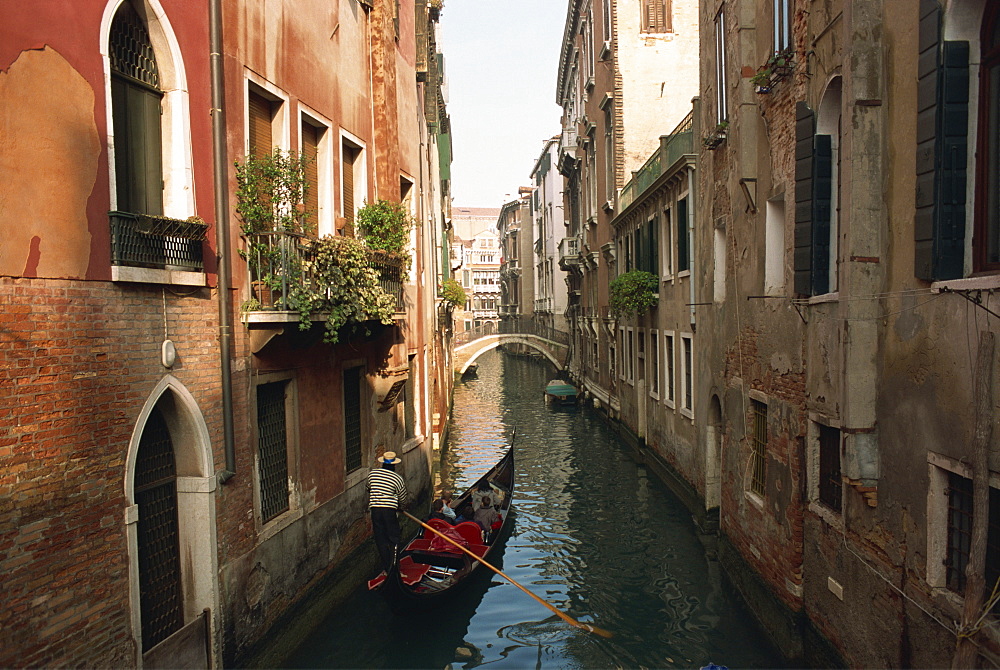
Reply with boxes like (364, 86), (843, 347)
(454, 318), (570, 374)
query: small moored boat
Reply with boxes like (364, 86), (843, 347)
(368, 437), (515, 607)
(544, 379), (579, 405)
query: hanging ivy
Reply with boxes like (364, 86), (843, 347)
(289, 236), (396, 344)
(609, 270), (659, 317)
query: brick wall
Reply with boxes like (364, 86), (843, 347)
(0, 277), (224, 666)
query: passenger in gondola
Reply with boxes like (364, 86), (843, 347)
(473, 495), (500, 537)
(455, 501), (475, 524)
(427, 498), (455, 524)
(440, 491), (457, 520)
(471, 480), (502, 511)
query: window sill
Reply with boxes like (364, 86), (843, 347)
(807, 291), (839, 305)
(931, 275), (1000, 292)
(258, 505), (304, 544)
(112, 265), (206, 286)
(745, 490), (765, 509)
(680, 407), (693, 420)
(664, 398), (676, 410)
(808, 500), (844, 530)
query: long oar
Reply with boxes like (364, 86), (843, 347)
(403, 511), (612, 638)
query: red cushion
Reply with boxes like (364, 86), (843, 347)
(453, 521), (484, 545)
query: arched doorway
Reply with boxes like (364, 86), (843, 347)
(126, 377), (218, 666)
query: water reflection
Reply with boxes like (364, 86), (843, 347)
(280, 350), (787, 669)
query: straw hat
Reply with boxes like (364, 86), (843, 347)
(377, 451), (401, 465)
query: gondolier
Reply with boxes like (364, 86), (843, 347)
(368, 449), (408, 573)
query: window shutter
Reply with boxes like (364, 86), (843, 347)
(914, 0), (969, 281)
(677, 197), (689, 271)
(248, 91), (272, 157)
(794, 101), (816, 295)
(649, 218), (659, 276)
(935, 41), (970, 280)
(302, 123), (319, 225)
(811, 134), (833, 295)
(343, 147), (356, 224)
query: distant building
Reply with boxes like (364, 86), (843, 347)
(530, 137), (569, 332)
(498, 189), (535, 322)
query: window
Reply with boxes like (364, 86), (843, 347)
(343, 367), (363, 473)
(661, 207), (674, 278)
(664, 332), (675, 406)
(765, 198), (785, 295)
(341, 134), (366, 232)
(605, 106), (615, 202)
(677, 196), (690, 273)
(794, 98), (835, 296)
(641, 0), (671, 34)
(248, 88), (277, 157)
(976, 6), (1000, 273)
(257, 380), (291, 523)
(749, 398), (767, 496)
(681, 334), (693, 415)
(818, 425), (842, 512)
(618, 327), (625, 380)
(650, 330), (660, 398)
(773, 0), (791, 53)
(110, 1), (164, 216)
(134, 406), (182, 651)
(714, 6), (728, 123)
(627, 328), (635, 384)
(637, 329), (646, 383)
(714, 224), (727, 301)
(945, 472), (1000, 597)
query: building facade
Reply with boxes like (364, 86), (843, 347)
(497, 190), (535, 321)
(557, 0), (700, 407)
(530, 137), (570, 333)
(0, 0), (452, 666)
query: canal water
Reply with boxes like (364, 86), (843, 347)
(280, 350), (788, 669)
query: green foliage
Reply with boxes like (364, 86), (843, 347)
(609, 270), (659, 317)
(750, 48), (795, 90)
(235, 149), (313, 235)
(440, 278), (467, 307)
(355, 200), (412, 261)
(288, 236), (396, 344)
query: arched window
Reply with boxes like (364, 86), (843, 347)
(134, 406), (182, 652)
(975, 4), (1000, 271)
(110, 1), (164, 216)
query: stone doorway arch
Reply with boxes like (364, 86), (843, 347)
(125, 375), (218, 667)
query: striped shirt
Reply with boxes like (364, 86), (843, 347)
(367, 467), (407, 509)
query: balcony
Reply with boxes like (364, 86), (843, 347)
(618, 112), (694, 211)
(242, 230), (407, 327)
(558, 237), (580, 270)
(109, 211), (208, 285)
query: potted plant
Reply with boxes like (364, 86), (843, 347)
(235, 149), (313, 308)
(287, 235), (397, 343)
(750, 48), (795, 93)
(702, 121), (729, 149)
(609, 270), (659, 317)
(439, 278), (467, 308)
(356, 200), (412, 259)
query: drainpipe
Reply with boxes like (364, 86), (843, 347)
(210, 0), (236, 483)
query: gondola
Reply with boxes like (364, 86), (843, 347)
(368, 440), (515, 607)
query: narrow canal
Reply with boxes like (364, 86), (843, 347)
(279, 350), (789, 669)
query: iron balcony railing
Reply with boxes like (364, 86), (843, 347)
(109, 211), (208, 271)
(619, 111), (694, 211)
(244, 230), (406, 314)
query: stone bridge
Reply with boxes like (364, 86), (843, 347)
(453, 320), (570, 375)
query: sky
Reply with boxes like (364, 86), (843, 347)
(440, 0), (568, 208)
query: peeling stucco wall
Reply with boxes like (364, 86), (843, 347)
(0, 47), (99, 279)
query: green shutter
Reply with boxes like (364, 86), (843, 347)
(935, 41), (969, 280)
(794, 101), (816, 295)
(677, 197), (689, 271)
(914, 0), (969, 281)
(812, 134), (832, 295)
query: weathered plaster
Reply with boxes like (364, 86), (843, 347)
(0, 47), (99, 278)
